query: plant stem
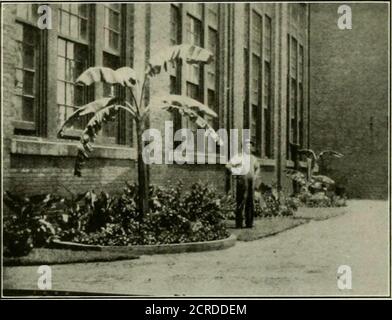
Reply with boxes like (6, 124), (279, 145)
(136, 120), (150, 217)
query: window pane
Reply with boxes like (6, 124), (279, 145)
(70, 15), (79, 38)
(67, 41), (74, 59)
(109, 10), (120, 31)
(58, 38), (66, 56)
(290, 37), (298, 78)
(251, 11), (262, 55)
(263, 61), (271, 108)
(170, 5), (181, 45)
(80, 19), (87, 40)
(15, 42), (23, 68)
(78, 4), (87, 18)
(251, 55), (260, 104)
(264, 15), (272, 61)
(57, 57), (65, 80)
(65, 59), (74, 81)
(23, 44), (35, 69)
(109, 31), (119, 50)
(22, 97), (35, 122)
(74, 85), (84, 106)
(207, 28), (217, 89)
(70, 4), (78, 14)
(59, 5), (89, 41)
(14, 95), (23, 119)
(15, 69), (24, 95)
(23, 71), (35, 95)
(61, 11), (70, 36)
(299, 45), (304, 82)
(57, 81), (65, 104)
(61, 3), (70, 11)
(66, 83), (74, 105)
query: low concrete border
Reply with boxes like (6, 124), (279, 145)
(51, 234), (236, 255)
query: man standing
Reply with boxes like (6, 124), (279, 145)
(226, 139), (260, 228)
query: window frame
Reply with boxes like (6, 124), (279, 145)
(286, 3), (308, 160)
(13, 5), (47, 136)
(244, 6), (275, 159)
(171, 4), (223, 127)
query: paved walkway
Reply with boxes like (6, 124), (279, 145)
(3, 200), (390, 296)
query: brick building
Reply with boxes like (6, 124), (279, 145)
(2, 2), (311, 196)
(309, 3), (389, 199)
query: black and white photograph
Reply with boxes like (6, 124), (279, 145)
(1, 1), (390, 300)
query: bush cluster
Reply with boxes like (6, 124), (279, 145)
(3, 182), (231, 256)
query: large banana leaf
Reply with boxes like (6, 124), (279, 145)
(76, 67), (137, 87)
(156, 94), (218, 118)
(57, 97), (117, 138)
(151, 95), (222, 146)
(319, 150), (344, 159)
(74, 105), (120, 176)
(147, 44), (213, 76)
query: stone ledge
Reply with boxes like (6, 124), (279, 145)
(10, 138), (137, 160)
(51, 234), (237, 255)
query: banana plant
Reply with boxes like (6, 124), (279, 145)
(58, 44), (221, 216)
(298, 149), (343, 179)
(286, 148), (343, 196)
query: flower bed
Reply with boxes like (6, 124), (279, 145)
(3, 182), (232, 257)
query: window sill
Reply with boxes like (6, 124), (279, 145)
(10, 137), (136, 160)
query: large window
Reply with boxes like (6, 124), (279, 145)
(14, 4), (43, 134)
(250, 10), (262, 156)
(263, 15), (273, 158)
(57, 38), (88, 130)
(170, 4), (182, 142)
(102, 4), (123, 140)
(206, 3), (219, 130)
(57, 4), (90, 133)
(170, 3), (221, 135)
(185, 13), (202, 102)
(12, 3), (133, 146)
(286, 3), (307, 160)
(14, 24), (39, 128)
(104, 3), (121, 53)
(244, 7), (275, 159)
(58, 4), (88, 41)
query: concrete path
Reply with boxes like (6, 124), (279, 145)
(3, 200), (390, 296)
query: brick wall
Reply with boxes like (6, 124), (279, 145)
(309, 3), (389, 199)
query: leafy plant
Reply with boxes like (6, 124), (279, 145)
(3, 192), (60, 256)
(58, 182), (230, 246)
(285, 169), (347, 207)
(254, 184), (297, 218)
(58, 44), (220, 217)
(298, 148), (343, 179)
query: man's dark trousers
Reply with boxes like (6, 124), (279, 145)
(235, 176), (254, 228)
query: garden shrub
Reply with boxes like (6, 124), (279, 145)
(3, 192), (60, 257)
(32, 181), (229, 247)
(285, 169), (347, 208)
(221, 183), (298, 221)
